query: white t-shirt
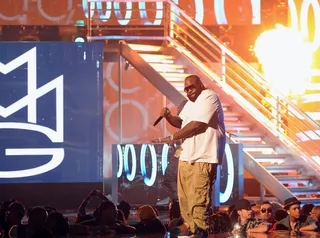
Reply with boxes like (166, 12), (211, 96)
(179, 89), (225, 163)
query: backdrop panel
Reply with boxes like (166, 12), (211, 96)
(0, 42), (103, 184)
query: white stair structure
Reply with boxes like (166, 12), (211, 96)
(87, 0), (320, 204)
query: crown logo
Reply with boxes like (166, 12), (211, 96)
(0, 47), (64, 178)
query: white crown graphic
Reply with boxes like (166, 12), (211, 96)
(0, 47), (64, 178)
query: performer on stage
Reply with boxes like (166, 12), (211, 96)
(154, 75), (226, 237)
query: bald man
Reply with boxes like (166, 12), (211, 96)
(157, 75), (226, 237)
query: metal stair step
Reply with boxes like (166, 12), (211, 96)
(139, 53), (175, 63)
(168, 81), (186, 85)
(242, 144), (276, 153)
(224, 112), (241, 122)
(150, 63), (186, 68)
(161, 73), (190, 79)
(128, 44), (162, 52)
(229, 132), (263, 142)
(154, 68), (185, 73)
(264, 164), (300, 173)
(254, 154), (291, 159)
(224, 117), (240, 122)
(150, 63), (186, 73)
(224, 112), (242, 117)
(225, 123), (252, 131)
(232, 132), (264, 136)
(288, 186), (320, 193)
(222, 103), (231, 108)
(250, 153), (289, 163)
(276, 175), (315, 183)
(140, 53), (175, 60)
(243, 143), (275, 148)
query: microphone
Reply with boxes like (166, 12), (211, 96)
(153, 116), (163, 126)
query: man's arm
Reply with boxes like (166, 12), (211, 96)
(153, 120), (207, 144)
(159, 107), (183, 129)
(299, 223), (317, 231)
(77, 190), (95, 218)
(77, 190), (109, 219)
(172, 121), (207, 140)
(247, 224), (269, 234)
(165, 114), (183, 129)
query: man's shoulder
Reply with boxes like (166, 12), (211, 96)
(197, 89), (219, 103)
(203, 89), (218, 97)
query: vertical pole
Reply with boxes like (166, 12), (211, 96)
(163, 2), (168, 46)
(260, 184), (266, 202)
(118, 44), (123, 144)
(86, 0), (91, 41)
(221, 48), (226, 84)
(169, 2), (174, 39)
(162, 95), (167, 138)
(276, 96), (281, 132)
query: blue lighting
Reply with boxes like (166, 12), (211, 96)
(140, 144), (157, 186)
(195, 0), (204, 24)
(81, 0), (261, 26)
(138, 2), (163, 25)
(74, 37), (85, 43)
(114, 2), (132, 25)
(82, 0), (111, 22)
(161, 144), (169, 175)
(251, 0), (261, 24)
(123, 144), (136, 181)
(117, 143), (235, 203)
(171, 0), (180, 23)
(117, 145), (123, 178)
(214, 0), (227, 24)
(220, 143), (234, 203)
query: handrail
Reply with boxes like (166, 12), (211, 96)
(87, 0), (320, 176)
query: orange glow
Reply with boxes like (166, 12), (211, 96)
(139, 54), (174, 63)
(254, 25), (313, 96)
(128, 44), (162, 52)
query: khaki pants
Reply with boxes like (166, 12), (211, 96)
(177, 161), (217, 232)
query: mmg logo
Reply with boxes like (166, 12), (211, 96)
(0, 47), (64, 178)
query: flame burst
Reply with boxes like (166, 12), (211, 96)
(254, 24), (313, 96)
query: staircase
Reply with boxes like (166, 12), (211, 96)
(127, 43), (320, 205)
(87, 0), (320, 205)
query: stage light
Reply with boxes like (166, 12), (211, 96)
(74, 37), (85, 42)
(73, 26), (87, 42)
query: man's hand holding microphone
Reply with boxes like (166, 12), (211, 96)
(151, 107), (175, 145)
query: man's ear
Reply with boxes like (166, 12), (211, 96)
(287, 211), (290, 215)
